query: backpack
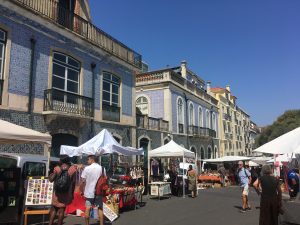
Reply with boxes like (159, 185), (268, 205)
(95, 167), (108, 196)
(54, 168), (70, 193)
(237, 168), (251, 185)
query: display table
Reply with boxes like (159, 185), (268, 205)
(149, 182), (171, 199)
(280, 198), (300, 225)
(66, 186), (143, 216)
(198, 175), (221, 183)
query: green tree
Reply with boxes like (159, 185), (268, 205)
(256, 110), (300, 147)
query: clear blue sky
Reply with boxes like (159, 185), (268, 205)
(89, 0), (300, 127)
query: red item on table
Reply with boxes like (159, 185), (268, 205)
(66, 192), (86, 214)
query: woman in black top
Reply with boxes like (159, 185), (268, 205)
(253, 165), (282, 225)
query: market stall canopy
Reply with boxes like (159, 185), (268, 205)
(60, 129), (143, 156)
(266, 154), (295, 164)
(204, 156), (251, 163)
(148, 140), (195, 158)
(60, 145), (79, 157)
(251, 156), (273, 165)
(0, 119), (51, 146)
(254, 127), (300, 154)
(248, 161), (259, 167)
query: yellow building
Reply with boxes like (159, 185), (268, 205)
(208, 84), (250, 157)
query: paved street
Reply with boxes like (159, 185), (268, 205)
(63, 186), (261, 225)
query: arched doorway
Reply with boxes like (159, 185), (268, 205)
(200, 147), (205, 160)
(214, 146), (218, 158)
(51, 133), (78, 157)
(207, 147), (212, 159)
(164, 137), (170, 145)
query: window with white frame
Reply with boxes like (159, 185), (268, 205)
(136, 96), (148, 115)
(198, 107), (203, 127)
(188, 102), (194, 126)
(177, 97), (184, 133)
(52, 52), (80, 94)
(0, 29), (6, 80)
(102, 72), (120, 107)
(212, 112), (216, 131)
(206, 110), (210, 128)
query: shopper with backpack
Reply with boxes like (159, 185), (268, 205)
(80, 155), (106, 225)
(49, 155), (77, 225)
(237, 161), (252, 213)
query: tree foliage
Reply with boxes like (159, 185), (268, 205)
(256, 110), (300, 147)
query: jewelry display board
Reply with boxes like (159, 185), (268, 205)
(24, 177), (54, 206)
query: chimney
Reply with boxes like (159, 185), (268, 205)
(181, 60), (187, 78)
(207, 81), (211, 93)
(225, 85), (231, 92)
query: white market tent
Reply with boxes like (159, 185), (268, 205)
(148, 140), (195, 159)
(251, 156), (273, 165)
(203, 156), (250, 163)
(266, 154), (295, 164)
(60, 129), (143, 156)
(248, 161), (259, 167)
(254, 127), (300, 154)
(148, 140), (195, 197)
(0, 119), (51, 146)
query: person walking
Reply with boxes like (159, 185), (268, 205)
(80, 155), (106, 225)
(187, 165), (197, 198)
(218, 164), (226, 187)
(287, 168), (299, 199)
(237, 161), (251, 213)
(49, 155), (77, 225)
(253, 165), (283, 225)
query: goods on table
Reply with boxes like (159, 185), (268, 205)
(198, 172), (221, 189)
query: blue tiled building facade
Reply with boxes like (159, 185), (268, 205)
(136, 61), (220, 160)
(0, 0), (141, 156)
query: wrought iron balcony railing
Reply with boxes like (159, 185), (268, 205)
(102, 104), (120, 122)
(44, 89), (94, 117)
(188, 125), (216, 138)
(225, 133), (233, 140)
(160, 120), (169, 132)
(136, 114), (169, 132)
(0, 79), (3, 105)
(223, 113), (232, 121)
(12, 0), (142, 68)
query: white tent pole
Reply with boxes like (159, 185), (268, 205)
(183, 155), (185, 198)
(195, 152), (198, 176)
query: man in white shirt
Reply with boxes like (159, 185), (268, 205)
(80, 155), (106, 225)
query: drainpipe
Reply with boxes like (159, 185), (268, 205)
(90, 63), (96, 137)
(28, 37), (36, 113)
(183, 93), (189, 149)
(210, 106), (215, 158)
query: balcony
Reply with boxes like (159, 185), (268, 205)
(12, 0), (142, 68)
(160, 120), (169, 132)
(44, 89), (94, 117)
(102, 104), (120, 122)
(223, 113), (231, 121)
(0, 79), (3, 105)
(136, 115), (169, 132)
(225, 133), (233, 140)
(188, 125), (217, 138)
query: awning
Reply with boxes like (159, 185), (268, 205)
(0, 119), (51, 146)
(149, 140), (195, 159)
(60, 129), (143, 156)
(204, 156), (250, 163)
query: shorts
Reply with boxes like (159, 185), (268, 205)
(241, 185), (249, 196)
(86, 196), (103, 209)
